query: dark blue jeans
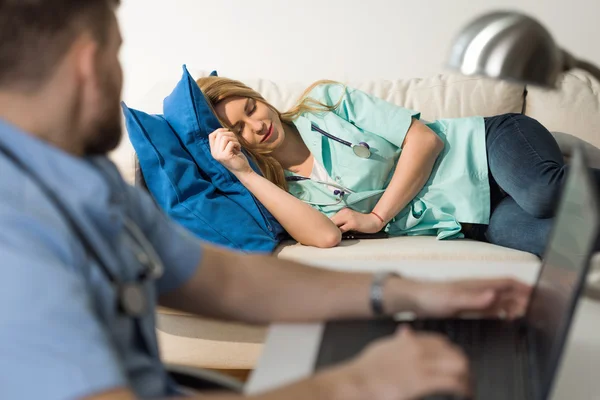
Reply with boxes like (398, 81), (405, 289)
(469, 113), (600, 257)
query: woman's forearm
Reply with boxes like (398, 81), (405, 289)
(236, 170), (341, 247)
(372, 123), (444, 223)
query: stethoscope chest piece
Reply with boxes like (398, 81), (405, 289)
(311, 123), (372, 159)
(118, 283), (149, 317)
(352, 142), (371, 158)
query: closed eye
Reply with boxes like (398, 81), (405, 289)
(234, 98), (257, 134)
(248, 98), (257, 115)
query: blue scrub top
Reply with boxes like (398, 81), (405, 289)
(0, 120), (203, 399)
(287, 84), (490, 239)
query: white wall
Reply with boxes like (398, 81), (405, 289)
(118, 0), (600, 105)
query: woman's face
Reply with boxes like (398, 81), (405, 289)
(214, 96), (285, 151)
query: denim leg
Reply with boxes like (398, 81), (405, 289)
(485, 113), (567, 218)
(485, 196), (553, 258)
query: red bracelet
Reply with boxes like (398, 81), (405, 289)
(371, 211), (385, 225)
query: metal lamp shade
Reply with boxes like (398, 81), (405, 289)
(447, 11), (565, 88)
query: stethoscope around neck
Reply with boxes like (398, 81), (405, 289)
(286, 175), (356, 206)
(284, 123), (366, 205)
(0, 141), (164, 319)
(310, 123), (371, 159)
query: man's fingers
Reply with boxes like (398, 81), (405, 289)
(423, 374), (472, 398)
(410, 332), (454, 353)
(452, 289), (496, 314)
(426, 349), (471, 395)
(428, 346), (469, 373)
(396, 324), (414, 336)
(461, 278), (532, 295)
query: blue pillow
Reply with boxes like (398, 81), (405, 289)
(122, 66), (285, 253)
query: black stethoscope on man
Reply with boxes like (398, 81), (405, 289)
(0, 141), (163, 318)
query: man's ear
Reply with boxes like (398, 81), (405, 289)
(72, 33), (100, 93)
(69, 33), (103, 121)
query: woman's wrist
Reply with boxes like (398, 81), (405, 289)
(370, 211), (387, 230)
(233, 168), (258, 184)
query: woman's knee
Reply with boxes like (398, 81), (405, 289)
(485, 197), (553, 257)
(517, 185), (560, 218)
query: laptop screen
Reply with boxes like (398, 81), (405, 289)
(525, 150), (599, 396)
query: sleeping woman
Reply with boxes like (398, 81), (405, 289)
(197, 76), (600, 257)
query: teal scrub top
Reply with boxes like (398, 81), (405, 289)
(286, 83), (490, 240)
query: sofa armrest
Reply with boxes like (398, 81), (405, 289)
(552, 131), (600, 168)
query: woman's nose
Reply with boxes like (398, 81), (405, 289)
(249, 119), (265, 135)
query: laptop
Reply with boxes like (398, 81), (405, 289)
(314, 147), (599, 400)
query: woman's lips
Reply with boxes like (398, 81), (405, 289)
(260, 123), (273, 143)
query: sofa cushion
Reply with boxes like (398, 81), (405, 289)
(156, 311), (266, 370)
(275, 236), (538, 263)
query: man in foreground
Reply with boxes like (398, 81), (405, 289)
(0, 1), (530, 399)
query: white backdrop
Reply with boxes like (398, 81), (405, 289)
(118, 0), (600, 105)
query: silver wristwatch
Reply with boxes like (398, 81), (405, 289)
(370, 271), (401, 317)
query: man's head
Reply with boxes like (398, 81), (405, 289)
(0, 0), (123, 155)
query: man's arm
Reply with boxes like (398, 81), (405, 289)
(159, 243), (417, 324)
(160, 240), (531, 324)
(84, 327), (473, 400)
(82, 368), (348, 400)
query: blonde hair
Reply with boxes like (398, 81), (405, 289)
(196, 76), (343, 190)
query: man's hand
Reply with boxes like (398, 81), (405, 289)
(388, 277), (532, 320)
(340, 327), (471, 399)
(331, 208), (383, 233)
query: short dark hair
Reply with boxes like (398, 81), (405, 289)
(0, 0), (120, 89)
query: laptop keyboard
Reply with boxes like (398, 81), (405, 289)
(315, 319), (531, 400)
(413, 319), (529, 400)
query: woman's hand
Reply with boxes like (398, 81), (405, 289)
(209, 128), (253, 176)
(331, 208), (384, 233)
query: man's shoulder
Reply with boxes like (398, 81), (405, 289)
(0, 157), (76, 265)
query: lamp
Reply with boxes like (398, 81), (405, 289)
(447, 11), (600, 87)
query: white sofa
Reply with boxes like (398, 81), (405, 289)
(110, 70), (600, 372)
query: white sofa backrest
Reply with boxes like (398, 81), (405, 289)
(525, 70), (600, 147)
(111, 70), (600, 184)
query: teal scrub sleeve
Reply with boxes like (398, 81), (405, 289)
(0, 210), (126, 400)
(308, 83), (421, 148)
